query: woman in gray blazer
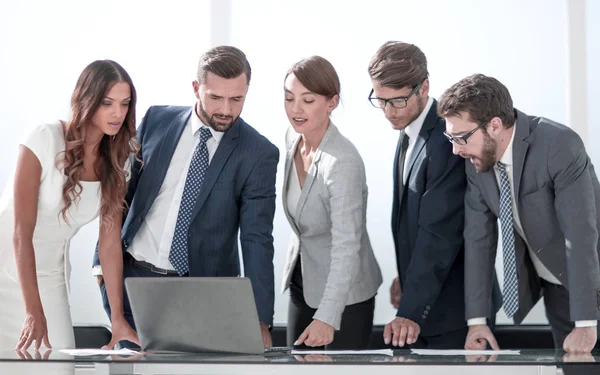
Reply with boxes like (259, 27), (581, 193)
(282, 56), (382, 349)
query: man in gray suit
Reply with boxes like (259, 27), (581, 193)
(439, 73), (600, 353)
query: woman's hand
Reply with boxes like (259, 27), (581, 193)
(16, 309), (51, 351)
(294, 319), (334, 347)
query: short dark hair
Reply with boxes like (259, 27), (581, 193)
(285, 56), (340, 99)
(437, 73), (515, 128)
(368, 41), (428, 89)
(197, 45), (251, 84)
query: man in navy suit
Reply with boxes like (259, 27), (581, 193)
(93, 46), (279, 348)
(367, 41), (469, 349)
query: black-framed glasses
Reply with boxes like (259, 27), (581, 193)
(443, 120), (490, 146)
(368, 83), (422, 109)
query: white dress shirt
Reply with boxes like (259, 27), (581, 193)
(93, 107), (224, 274)
(401, 97), (434, 183)
(468, 123), (595, 327)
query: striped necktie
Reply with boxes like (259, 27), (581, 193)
(497, 161), (519, 318)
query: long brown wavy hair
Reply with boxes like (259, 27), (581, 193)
(57, 60), (139, 228)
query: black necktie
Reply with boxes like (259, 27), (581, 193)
(397, 132), (410, 189)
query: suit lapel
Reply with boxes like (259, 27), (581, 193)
(479, 170), (500, 215)
(396, 103), (437, 212)
(190, 118), (240, 219)
(391, 131), (403, 230)
(282, 133), (301, 235)
(404, 104), (437, 182)
(478, 109), (530, 217)
(140, 108), (191, 213)
(295, 123), (336, 224)
(512, 109), (531, 214)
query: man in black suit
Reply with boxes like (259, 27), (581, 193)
(368, 41), (468, 348)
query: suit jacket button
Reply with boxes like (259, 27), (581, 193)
(421, 315), (427, 319)
(425, 305), (431, 310)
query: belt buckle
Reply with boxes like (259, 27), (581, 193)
(151, 265), (168, 275)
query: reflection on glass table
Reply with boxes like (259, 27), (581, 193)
(0, 348), (597, 365)
(1, 349), (600, 375)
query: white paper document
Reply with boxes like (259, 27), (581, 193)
(411, 349), (520, 355)
(291, 349), (394, 356)
(59, 348), (139, 356)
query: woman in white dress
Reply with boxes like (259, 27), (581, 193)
(0, 60), (140, 352)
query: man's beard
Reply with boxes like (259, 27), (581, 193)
(415, 94), (425, 120)
(473, 132), (497, 173)
(198, 102), (237, 132)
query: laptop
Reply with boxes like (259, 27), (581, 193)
(125, 277), (289, 355)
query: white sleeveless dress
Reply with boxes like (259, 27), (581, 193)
(0, 122), (127, 353)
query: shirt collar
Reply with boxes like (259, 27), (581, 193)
(404, 97), (434, 140)
(191, 105), (225, 144)
(498, 121), (517, 166)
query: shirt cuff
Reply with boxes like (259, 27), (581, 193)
(575, 320), (598, 328)
(92, 265), (103, 276)
(467, 317), (487, 326)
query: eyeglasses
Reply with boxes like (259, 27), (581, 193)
(443, 120), (490, 146)
(368, 83), (422, 109)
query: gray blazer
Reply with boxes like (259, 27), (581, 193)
(465, 109), (600, 323)
(281, 124), (382, 329)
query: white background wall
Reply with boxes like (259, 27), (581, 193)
(587, 0), (600, 165)
(0, 0), (591, 329)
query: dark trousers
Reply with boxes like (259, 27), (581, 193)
(411, 326), (468, 349)
(542, 280), (600, 348)
(287, 259), (375, 350)
(412, 281), (495, 350)
(99, 253), (182, 349)
(541, 279), (600, 375)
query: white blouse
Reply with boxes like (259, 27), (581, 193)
(286, 159), (302, 223)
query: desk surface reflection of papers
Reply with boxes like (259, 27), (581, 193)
(291, 349), (394, 356)
(411, 349), (521, 355)
(59, 348), (139, 356)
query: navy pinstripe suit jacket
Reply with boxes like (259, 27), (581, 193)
(93, 105), (279, 325)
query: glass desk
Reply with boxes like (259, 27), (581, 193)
(0, 349), (599, 375)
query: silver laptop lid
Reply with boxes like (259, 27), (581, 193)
(125, 277), (264, 354)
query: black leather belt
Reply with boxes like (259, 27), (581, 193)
(126, 253), (180, 275)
